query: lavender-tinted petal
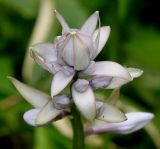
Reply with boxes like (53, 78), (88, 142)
(90, 76), (113, 89)
(92, 26), (111, 59)
(62, 33), (90, 70)
(8, 77), (50, 108)
(54, 10), (70, 34)
(23, 108), (41, 126)
(74, 79), (89, 93)
(61, 65), (75, 77)
(92, 112), (154, 135)
(72, 84), (96, 121)
(83, 61), (96, 75)
(54, 95), (71, 109)
(51, 71), (75, 97)
(81, 11), (99, 36)
(30, 43), (58, 74)
(35, 100), (62, 125)
(89, 61), (132, 89)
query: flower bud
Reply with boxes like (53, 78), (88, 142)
(53, 95), (70, 109)
(56, 30), (94, 70)
(74, 79), (89, 93)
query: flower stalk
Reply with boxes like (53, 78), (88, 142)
(71, 103), (84, 149)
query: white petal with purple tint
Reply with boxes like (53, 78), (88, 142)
(23, 108), (41, 126)
(8, 77), (50, 108)
(90, 61), (132, 89)
(72, 84), (96, 121)
(92, 112), (154, 134)
(36, 100), (62, 125)
(51, 71), (75, 97)
(92, 26), (111, 59)
(62, 33), (90, 70)
(30, 43), (58, 74)
(54, 10), (70, 33)
(81, 11), (99, 36)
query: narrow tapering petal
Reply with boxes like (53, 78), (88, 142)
(92, 26), (111, 59)
(30, 43), (59, 74)
(8, 77), (50, 108)
(35, 100), (62, 125)
(127, 68), (143, 78)
(91, 112), (154, 135)
(54, 10), (70, 33)
(96, 102), (127, 123)
(72, 83), (96, 121)
(51, 71), (75, 97)
(81, 11), (99, 36)
(90, 61), (132, 89)
(23, 108), (41, 126)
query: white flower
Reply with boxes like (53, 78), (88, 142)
(8, 77), (70, 126)
(9, 78), (153, 136)
(10, 10), (152, 134)
(29, 10), (144, 121)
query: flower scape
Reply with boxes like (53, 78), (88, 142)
(9, 10), (154, 136)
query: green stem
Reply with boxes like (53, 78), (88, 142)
(70, 72), (85, 149)
(71, 104), (84, 149)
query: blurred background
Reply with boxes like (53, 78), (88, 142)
(0, 0), (160, 148)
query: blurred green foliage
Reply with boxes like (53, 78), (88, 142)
(0, 0), (160, 148)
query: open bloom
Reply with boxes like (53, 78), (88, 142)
(8, 10), (154, 137)
(29, 10), (143, 121)
(9, 77), (154, 136)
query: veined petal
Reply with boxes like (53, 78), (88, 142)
(30, 43), (59, 74)
(91, 112), (154, 135)
(62, 33), (90, 70)
(96, 102), (127, 123)
(92, 26), (111, 59)
(127, 68), (143, 78)
(8, 77), (50, 108)
(90, 61), (132, 89)
(51, 71), (75, 97)
(81, 11), (99, 36)
(72, 83), (96, 121)
(23, 108), (41, 126)
(54, 10), (70, 33)
(36, 99), (62, 125)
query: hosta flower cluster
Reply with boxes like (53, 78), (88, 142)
(9, 10), (154, 135)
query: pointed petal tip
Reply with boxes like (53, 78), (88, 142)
(127, 68), (144, 78)
(97, 102), (127, 123)
(54, 9), (57, 13)
(7, 76), (14, 81)
(95, 11), (99, 14)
